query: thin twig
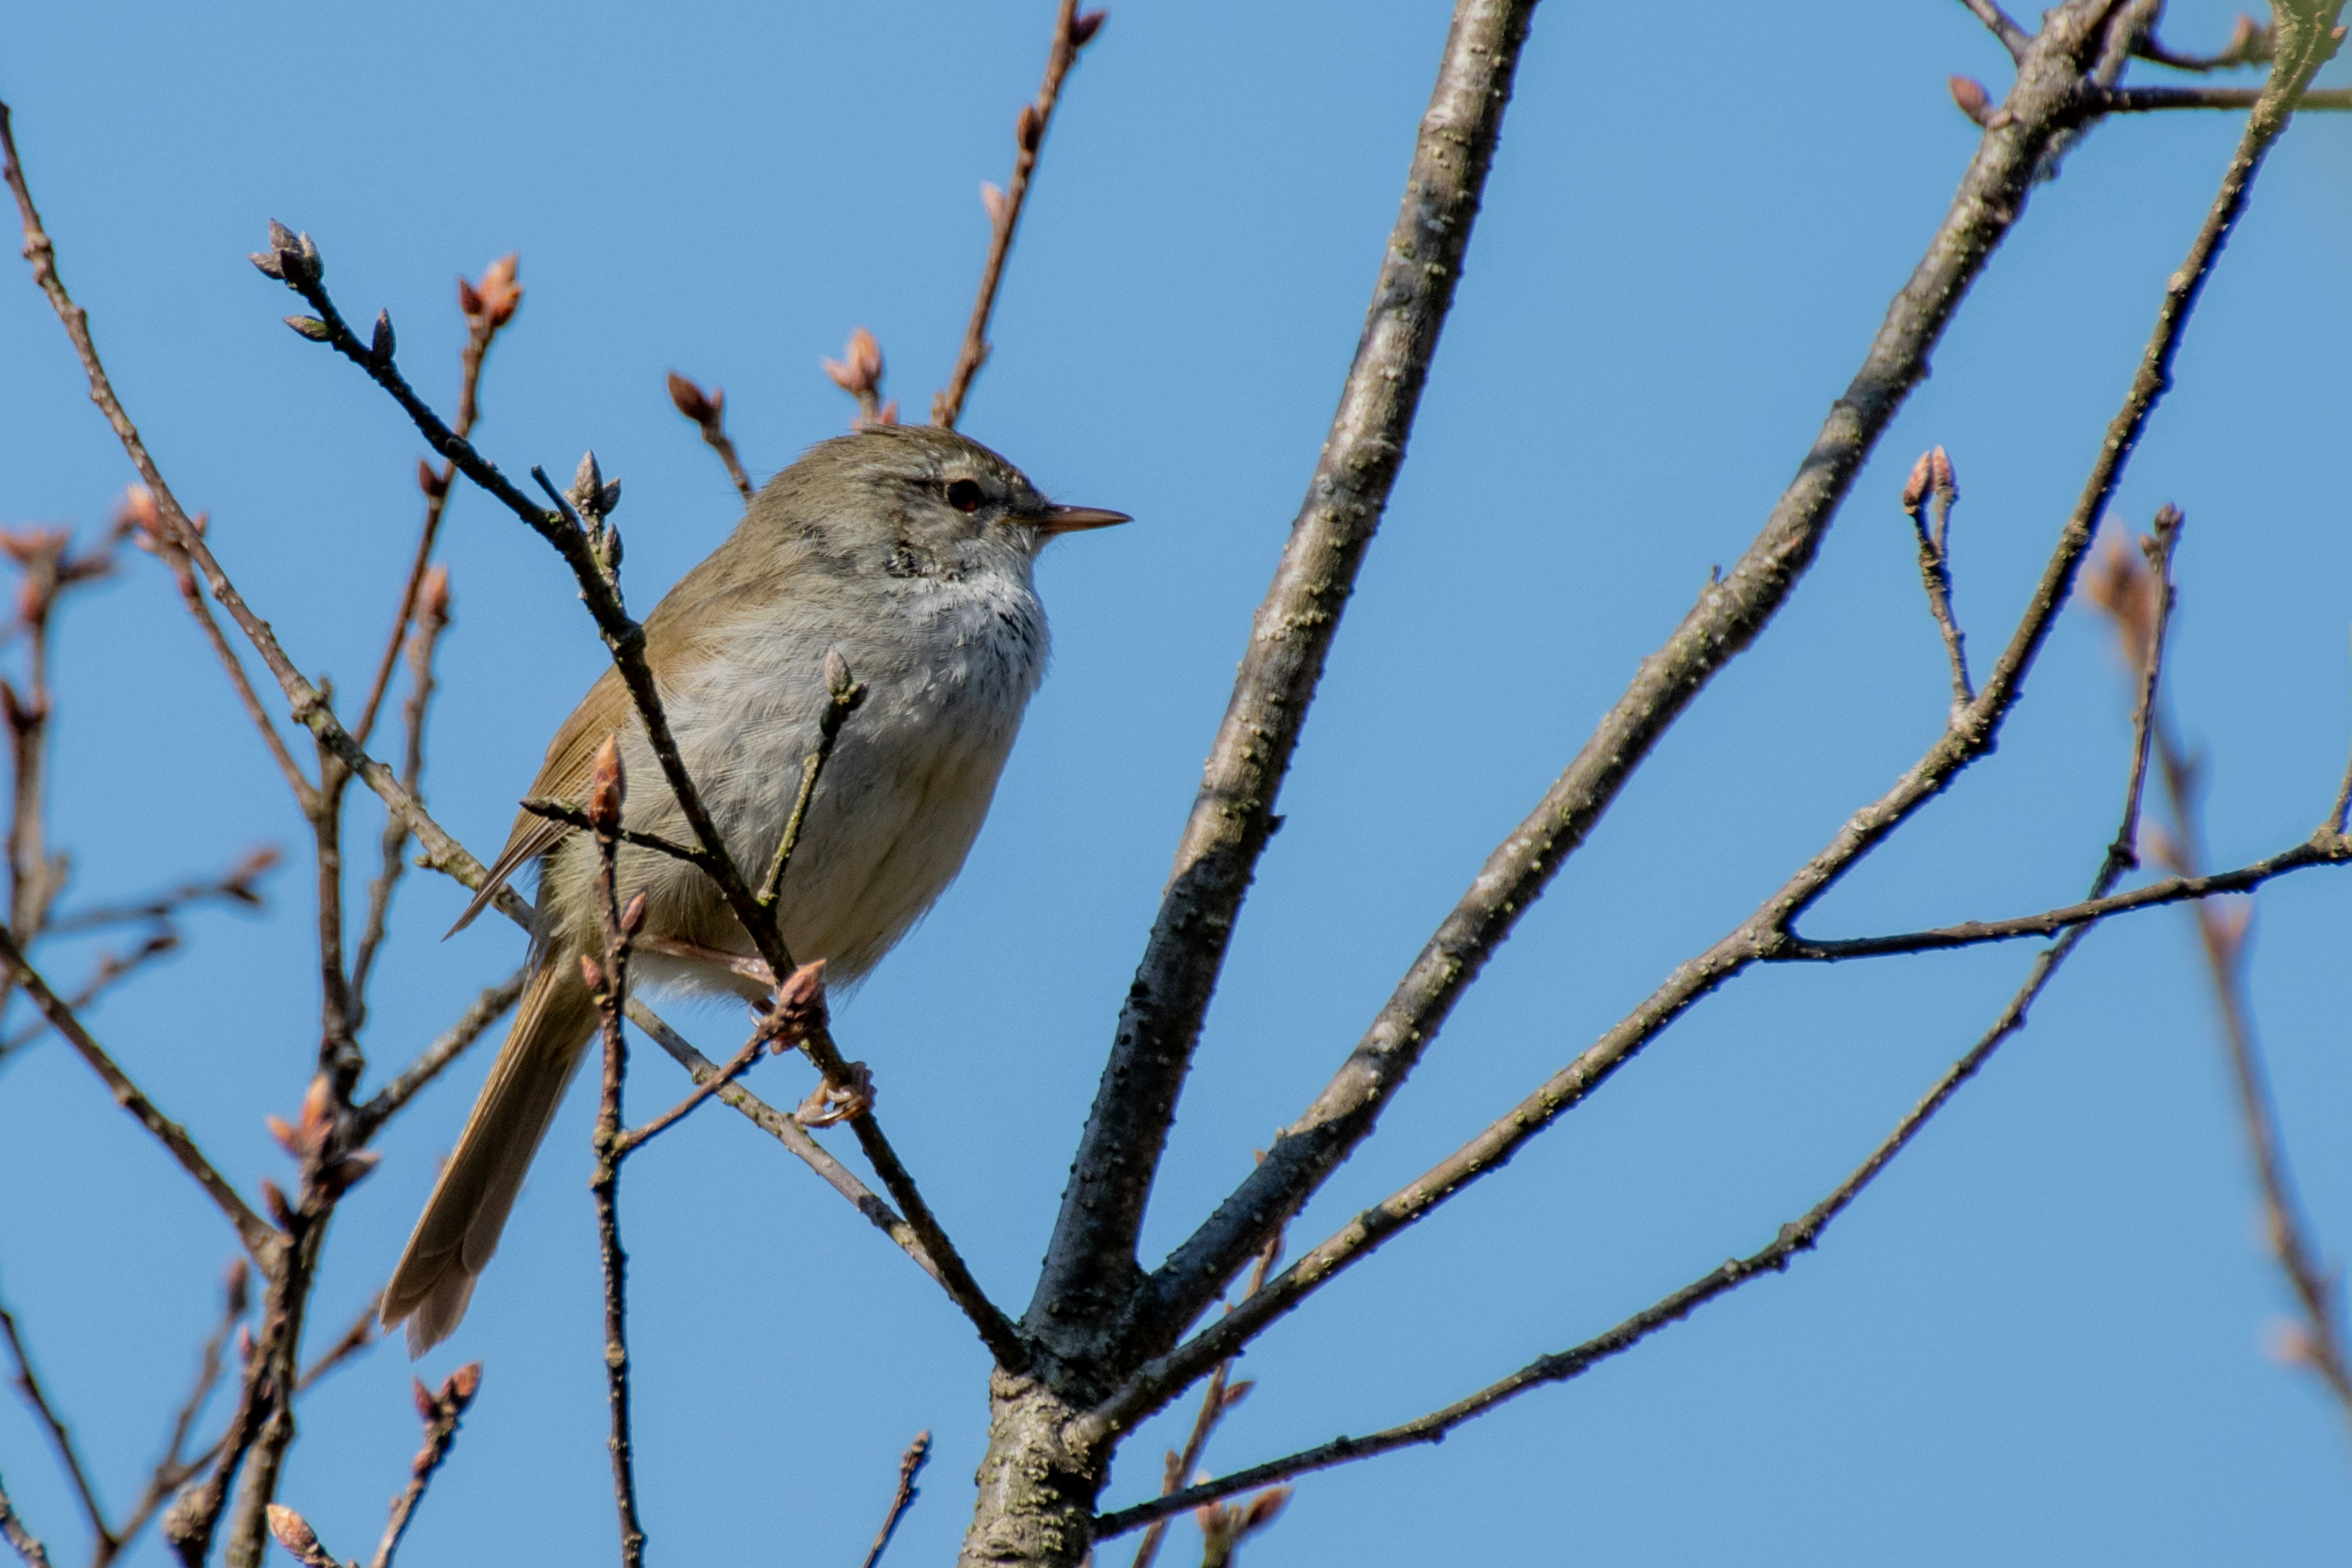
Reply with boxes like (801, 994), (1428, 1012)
(0, 930), (177, 1061)
(351, 565), (451, 1005)
(121, 499), (315, 812)
(931, 0), (1104, 428)
(517, 799), (713, 873)
(1956, 0), (2033, 58)
(1129, 1232), (1283, 1568)
(2100, 83), (2352, 110)
(2133, 12), (2272, 71)
(1102, 7), (2345, 1423)
(1901, 447), (1973, 714)
(353, 968), (527, 1138)
(614, 1034), (764, 1157)
(857, 1431), (932, 1568)
(757, 656), (863, 907)
(42, 844), (278, 935)
(369, 1364), (480, 1568)
(0, 927), (278, 1265)
(666, 373), (754, 504)
(0, 1300), (110, 1556)
(351, 257), (518, 751)
(1768, 836), (2347, 960)
(292, 1296), (380, 1395)
(582, 741), (647, 1568)
(100, 1261), (251, 1568)
(1097, 914), (2101, 1537)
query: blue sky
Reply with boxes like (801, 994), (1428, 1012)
(1, 2), (2348, 1564)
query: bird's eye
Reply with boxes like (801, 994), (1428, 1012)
(946, 478), (985, 513)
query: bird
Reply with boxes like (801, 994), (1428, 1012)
(381, 423), (1127, 1353)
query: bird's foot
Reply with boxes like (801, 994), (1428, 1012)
(795, 1061), (873, 1128)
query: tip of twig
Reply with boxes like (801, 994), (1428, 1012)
(1928, 445), (1956, 501)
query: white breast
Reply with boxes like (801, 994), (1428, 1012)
(646, 555), (1049, 992)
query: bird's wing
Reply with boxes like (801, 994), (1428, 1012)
(445, 668), (635, 935)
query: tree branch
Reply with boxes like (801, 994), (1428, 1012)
(857, 1431), (932, 1568)
(1117, 0), (2165, 1375)
(1102, 2), (2345, 1422)
(1096, 906), (2100, 1537)
(0, 1474), (51, 1568)
(1771, 836), (2348, 960)
(0, 1300), (109, 1558)
(930, 0), (1105, 429)
(0, 927), (279, 1266)
(1031, 0), (1542, 1373)
(1956, 0), (2032, 59)
(352, 968), (527, 1139)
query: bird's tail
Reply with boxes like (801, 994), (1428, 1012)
(381, 956), (598, 1354)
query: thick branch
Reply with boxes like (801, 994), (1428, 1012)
(1105, 6), (2342, 1422)
(1122, 0), (2151, 1374)
(1096, 909), (2100, 1537)
(1031, 0), (1542, 1371)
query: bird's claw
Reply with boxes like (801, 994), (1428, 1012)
(794, 1061), (873, 1128)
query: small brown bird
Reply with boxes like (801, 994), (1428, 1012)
(382, 424), (1126, 1352)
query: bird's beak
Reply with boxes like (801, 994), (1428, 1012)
(1031, 503), (1131, 537)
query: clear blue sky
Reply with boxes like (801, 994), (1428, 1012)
(2, 2), (2348, 1563)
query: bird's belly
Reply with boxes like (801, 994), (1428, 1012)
(646, 612), (1036, 990)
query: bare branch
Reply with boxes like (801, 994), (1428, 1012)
(582, 739), (648, 1568)
(0, 1300), (109, 1556)
(1955, 0), (2033, 59)
(2133, 12), (2272, 71)
(1034, 0), (1542, 1371)
(1770, 835), (2348, 961)
(665, 372), (755, 504)
(516, 798), (713, 873)
(43, 844), (279, 935)
(2101, 84), (2352, 110)
(351, 564), (452, 1004)
(0, 927), (279, 1265)
(1900, 447), (1972, 714)
(0, 1474), (53, 1568)
(1105, 5), (2345, 1421)
(1114, 0), (2187, 1376)
(369, 1363), (480, 1568)
(352, 968), (527, 1138)
(1098, 903), (2120, 1537)
(99, 1260), (250, 1568)
(931, 0), (1106, 429)
(858, 1431), (932, 1568)
(614, 1033), (764, 1157)
(757, 653), (864, 907)
(350, 255), (518, 751)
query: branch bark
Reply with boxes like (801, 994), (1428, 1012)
(1029, 0), (1543, 1377)
(1098, 0), (2345, 1429)
(1118, 0), (2150, 1379)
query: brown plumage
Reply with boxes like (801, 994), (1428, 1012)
(380, 425), (1126, 1353)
